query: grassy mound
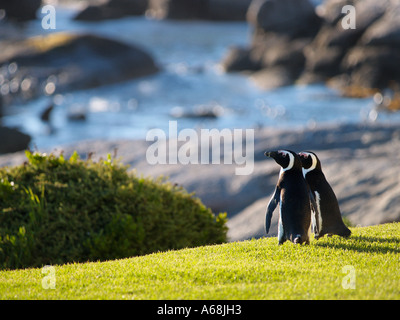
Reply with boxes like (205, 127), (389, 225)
(0, 151), (227, 270)
(0, 223), (399, 299)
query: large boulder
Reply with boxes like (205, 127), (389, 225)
(207, 0), (253, 21)
(300, 0), (400, 93)
(224, 0), (400, 96)
(222, 0), (319, 88)
(74, 0), (148, 21)
(341, 46), (400, 89)
(360, 8), (400, 47)
(0, 32), (159, 106)
(222, 47), (262, 72)
(148, 0), (252, 20)
(247, 0), (321, 38)
(0, 126), (31, 154)
(0, 0), (41, 21)
(148, 0), (206, 20)
(248, 36), (310, 89)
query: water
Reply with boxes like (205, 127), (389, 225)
(3, 6), (400, 150)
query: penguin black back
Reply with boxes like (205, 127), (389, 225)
(298, 151), (351, 238)
(264, 150), (312, 245)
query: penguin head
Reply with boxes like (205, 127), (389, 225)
(298, 151), (322, 174)
(264, 149), (300, 171)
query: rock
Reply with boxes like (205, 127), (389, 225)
(261, 37), (308, 72)
(223, 33), (299, 73)
(0, 32), (159, 106)
(341, 46), (400, 89)
(302, 43), (345, 80)
(148, 0), (252, 20)
(250, 66), (294, 89)
(148, 0), (208, 20)
(74, 0), (148, 21)
(360, 8), (400, 47)
(315, 0), (387, 29)
(0, 126), (31, 154)
(67, 103), (87, 122)
(170, 104), (222, 119)
(312, 0), (388, 49)
(221, 47), (261, 72)
(247, 0), (321, 38)
(223, 35), (310, 88)
(352, 0), (387, 32)
(223, 0), (319, 88)
(224, 0), (400, 93)
(76, 0), (253, 21)
(207, 0), (253, 21)
(314, 0), (353, 26)
(301, 0), (400, 91)
(0, 0), (42, 21)
(74, 5), (124, 21)
(67, 112), (87, 122)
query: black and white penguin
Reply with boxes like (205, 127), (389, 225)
(298, 151), (351, 238)
(264, 149), (312, 245)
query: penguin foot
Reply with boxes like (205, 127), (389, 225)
(293, 236), (302, 244)
(339, 228), (352, 238)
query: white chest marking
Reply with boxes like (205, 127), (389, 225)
(278, 201), (284, 238)
(315, 191), (322, 231)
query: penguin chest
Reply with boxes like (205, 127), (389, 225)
(278, 191), (308, 230)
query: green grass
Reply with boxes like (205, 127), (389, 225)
(1, 223), (399, 300)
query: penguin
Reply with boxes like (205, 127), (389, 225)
(298, 151), (351, 239)
(264, 149), (312, 245)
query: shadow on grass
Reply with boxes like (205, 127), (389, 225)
(314, 235), (400, 254)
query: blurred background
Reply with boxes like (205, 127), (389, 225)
(1, 0), (400, 154)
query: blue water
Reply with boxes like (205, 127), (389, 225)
(3, 5), (399, 150)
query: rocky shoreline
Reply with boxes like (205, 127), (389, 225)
(2, 0), (400, 155)
(2, 0), (400, 99)
(222, 0), (400, 101)
(1, 121), (399, 241)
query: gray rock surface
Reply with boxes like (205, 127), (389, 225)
(0, 0), (42, 21)
(148, 0), (252, 20)
(74, 0), (148, 21)
(0, 126), (31, 154)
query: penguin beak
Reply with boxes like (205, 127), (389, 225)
(264, 151), (277, 159)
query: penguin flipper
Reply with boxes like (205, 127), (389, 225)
(265, 187), (280, 235)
